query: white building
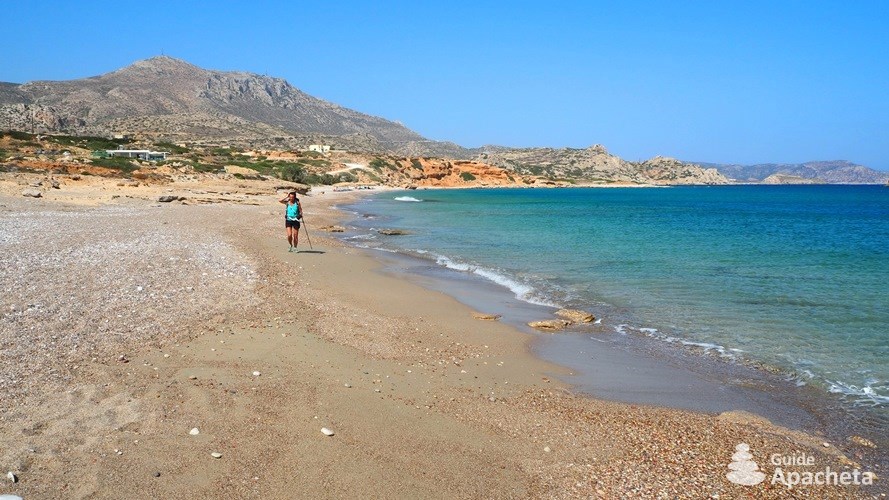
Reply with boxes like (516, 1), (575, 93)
(105, 149), (169, 161)
(308, 144), (331, 154)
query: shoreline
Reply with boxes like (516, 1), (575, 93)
(0, 180), (884, 497)
(335, 187), (887, 421)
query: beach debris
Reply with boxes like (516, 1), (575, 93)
(527, 319), (572, 331)
(21, 189), (42, 198)
(471, 312), (502, 321)
(555, 308), (596, 323)
(189, 427), (200, 436)
(321, 427), (335, 436)
(378, 228), (410, 236)
(849, 435), (877, 448)
(210, 452), (223, 459)
(252, 371), (261, 377)
(6, 471), (17, 483)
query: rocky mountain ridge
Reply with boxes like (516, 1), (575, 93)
(696, 160), (888, 184)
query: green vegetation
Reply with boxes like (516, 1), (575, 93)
(154, 141), (190, 154)
(410, 158), (423, 169)
(89, 156), (139, 173)
(369, 158), (396, 171)
(1, 130), (34, 141)
(47, 134), (131, 151)
(460, 172), (477, 181)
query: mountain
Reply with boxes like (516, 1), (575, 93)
(0, 56), (430, 151)
(696, 160), (889, 184)
(476, 145), (728, 185)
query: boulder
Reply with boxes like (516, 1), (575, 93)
(21, 189), (42, 198)
(157, 195), (184, 203)
(378, 229), (409, 236)
(319, 225), (346, 232)
(527, 319), (572, 331)
(471, 312), (501, 321)
(555, 309), (595, 323)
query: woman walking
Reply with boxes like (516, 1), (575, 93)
(279, 191), (303, 252)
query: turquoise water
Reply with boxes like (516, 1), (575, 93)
(346, 186), (888, 408)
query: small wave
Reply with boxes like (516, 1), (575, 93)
(433, 254), (560, 307)
(827, 380), (889, 406)
(394, 196), (422, 202)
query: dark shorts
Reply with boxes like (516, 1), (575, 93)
(285, 218), (301, 229)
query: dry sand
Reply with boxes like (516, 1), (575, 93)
(0, 172), (882, 498)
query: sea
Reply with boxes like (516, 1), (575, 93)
(340, 185), (888, 437)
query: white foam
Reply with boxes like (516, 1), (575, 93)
(394, 196), (422, 202)
(827, 380), (889, 406)
(433, 254), (559, 307)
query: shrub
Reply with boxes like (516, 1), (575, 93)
(154, 142), (190, 154)
(89, 156), (139, 173)
(277, 164), (307, 183)
(460, 172), (476, 181)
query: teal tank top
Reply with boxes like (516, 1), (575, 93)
(286, 202), (300, 220)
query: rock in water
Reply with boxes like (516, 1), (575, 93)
(555, 309), (595, 323)
(527, 319), (572, 331)
(378, 228), (409, 236)
(321, 427), (335, 436)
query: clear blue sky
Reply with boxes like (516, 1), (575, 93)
(2, 1), (887, 169)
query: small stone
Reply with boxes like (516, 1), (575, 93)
(189, 428), (200, 436)
(471, 312), (502, 321)
(210, 452), (222, 459)
(189, 375), (197, 380)
(21, 189), (42, 198)
(163, 354), (170, 358)
(822, 442), (830, 448)
(344, 383), (351, 388)
(252, 371), (261, 377)
(374, 388), (381, 393)
(543, 446), (551, 453)
(321, 427), (335, 436)
(488, 397), (496, 402)
(6, 471), (17, 483)
(153, 472), (161, 478)
(527, 319), (572, 331)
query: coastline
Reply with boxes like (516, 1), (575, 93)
(0, 182), (883, 497)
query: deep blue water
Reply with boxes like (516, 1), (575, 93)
(345, 186), (888, 409)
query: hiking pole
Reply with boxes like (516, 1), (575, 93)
(301, 218), (313, 250)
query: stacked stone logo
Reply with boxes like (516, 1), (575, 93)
(726, 443), (766, 486)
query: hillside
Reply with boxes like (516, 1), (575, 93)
(697, 160), (888, 184)
(0, 56), (427, 151)
(477, 145), (728, 185)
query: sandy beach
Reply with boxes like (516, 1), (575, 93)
(0, 174), (883, 498)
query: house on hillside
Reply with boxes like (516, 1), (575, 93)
(105, 149), (169, 161)
(307, 144), (330, 154)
